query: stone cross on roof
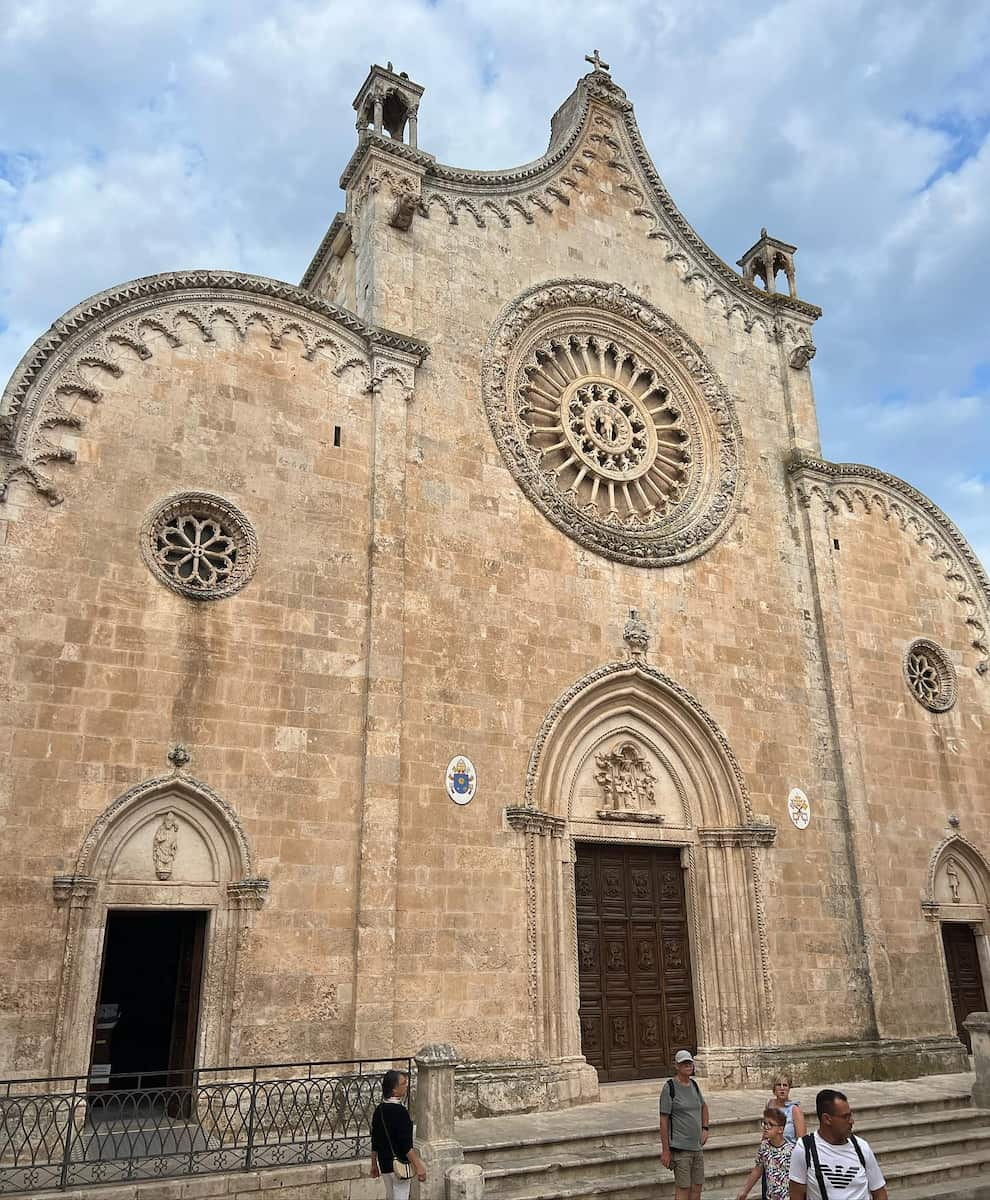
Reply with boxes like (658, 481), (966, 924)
(585, 49), (610, 73)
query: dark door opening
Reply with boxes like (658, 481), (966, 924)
(575, 843), (696, 1082)
(942, 922), (987, 1053)
(90, 910), (207, 1092)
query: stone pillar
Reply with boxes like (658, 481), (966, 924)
(414, 1044), (463, 1200)
(351, 348), (421, 1059)
(446, 1163), (484, 1200)
(408, 107), (419, 150)
(965, 1013), (990, 1108)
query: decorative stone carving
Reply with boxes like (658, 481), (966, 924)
(152, 811), (180, 879)
(140, 492), (258, 600)
(167, 743), (191, 771)
(698, 825), (777, 848)
(482, 280), (742, 566)
(504, 805), (566, 838)
(593, 740), (662, 822)
(904, 638), (958, 713)
(789, 342), (817, 370)
(623, 608), (650, 662)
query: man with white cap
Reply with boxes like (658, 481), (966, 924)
(659, 1048), (709, 1200)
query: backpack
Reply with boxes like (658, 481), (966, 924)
(666, 1077), (702, 1101)
(802, 1132), (866, 1198)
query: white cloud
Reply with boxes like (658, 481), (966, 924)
(0, 0), (988, 567)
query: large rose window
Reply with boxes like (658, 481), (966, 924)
(482, 280), (741, 566)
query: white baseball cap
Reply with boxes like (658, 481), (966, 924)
(674, 1050), (695, 1064)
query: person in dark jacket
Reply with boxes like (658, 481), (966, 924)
(370, 1069), (427, 1199)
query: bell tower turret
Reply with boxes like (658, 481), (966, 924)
(352, 62), (425, 150)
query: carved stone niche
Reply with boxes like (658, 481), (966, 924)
(935, 853), (981, 907)
(570, 727), (688, 827)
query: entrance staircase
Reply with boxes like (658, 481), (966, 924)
(456, 1072), (990, 1199)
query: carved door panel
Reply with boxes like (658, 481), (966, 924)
(576, 843), (696, 1081)
(942, 922), (987, 1052)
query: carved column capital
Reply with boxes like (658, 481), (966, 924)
(227, 877), (270, 909)
(504, 805), (566, 837)
(698, 824), (777, 848)
(52, 875), (97, 907)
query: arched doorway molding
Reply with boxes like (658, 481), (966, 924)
(923, 833), (990, 1048)
(924, 834), (990, 920)
(506, 660), (776, 1088)
(50, 772), (269, 1078)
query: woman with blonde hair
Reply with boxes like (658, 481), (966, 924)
(767, 1072), (805, 1143)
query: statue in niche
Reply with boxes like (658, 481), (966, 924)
(594, 741), (663, 823)
(946, 857), (962, 904)
(153, 811), (179, 880)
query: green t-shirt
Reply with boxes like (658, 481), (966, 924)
(659, 1078), (704, 1151)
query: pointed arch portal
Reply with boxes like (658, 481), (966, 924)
(50, 773), (269, 1080)
(506, 660), (776, 1089)
(924, 835), (990, 1052)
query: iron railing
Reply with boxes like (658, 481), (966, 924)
(0, 1058), (411, 1194)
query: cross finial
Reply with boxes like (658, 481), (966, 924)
(585, 49), (610, 73)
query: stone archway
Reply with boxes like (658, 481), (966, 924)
(50, 772), (269, 1078)
(506, 658), (776, 1092)
(924, 835), (990, 1050)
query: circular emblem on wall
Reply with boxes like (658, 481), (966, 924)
(903, 638), (957, 713)
(141, 491), (258, 600)
(445, 756), (477, 805)
(481, 279), (742, 567)
(787, 788), (811, 829)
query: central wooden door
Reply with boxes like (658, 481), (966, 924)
(942, 922), (987, 1053)
(575, 842), (696, 1081)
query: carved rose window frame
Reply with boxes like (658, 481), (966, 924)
(904, 637), (958, 713)
(481, 279), (743, 567)
(140, 491), (259, 601)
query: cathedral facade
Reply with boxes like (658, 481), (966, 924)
(1, 59), (988, 1115)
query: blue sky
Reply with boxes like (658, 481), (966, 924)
(1, 0), (988, 564)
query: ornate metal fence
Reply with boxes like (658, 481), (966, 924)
(0, 1058), (411, 1194)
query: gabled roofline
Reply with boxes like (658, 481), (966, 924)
(303, 70), (821, 323)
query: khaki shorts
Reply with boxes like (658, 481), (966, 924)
(670, 1148), (705, 1188)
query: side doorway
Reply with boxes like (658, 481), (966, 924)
(89, 910), (208, 1095)
(575, 842), (696, 1082)
(942, 922), (987, 1053)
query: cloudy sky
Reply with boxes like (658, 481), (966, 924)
(1, 0), (988, 564)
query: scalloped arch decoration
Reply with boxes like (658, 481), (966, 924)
(0, 270), (428, 507)
(789, 453), (990, 674)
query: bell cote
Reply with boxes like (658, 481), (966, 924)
(353, 62), (425, 150)
(737, 228), (799, 299)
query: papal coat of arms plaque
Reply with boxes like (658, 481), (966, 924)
(445, 756), (477, 805)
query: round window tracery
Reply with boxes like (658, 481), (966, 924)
(904, 638), (957, 712)
(141, 492), (258, 600)
(482, 280), (741, 566)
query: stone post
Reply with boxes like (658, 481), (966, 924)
(446, 1163), (484, 1200)
(964, 1013), (990, 1108)
(414, 1044), (463, 1200)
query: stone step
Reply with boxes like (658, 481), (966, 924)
(483, 1146), (990, 1200)
(477, 1117), (990, 1200)
(466, 1103), (989, 1177)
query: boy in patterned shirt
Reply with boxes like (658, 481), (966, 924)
(736, 1107), (792, 1200)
